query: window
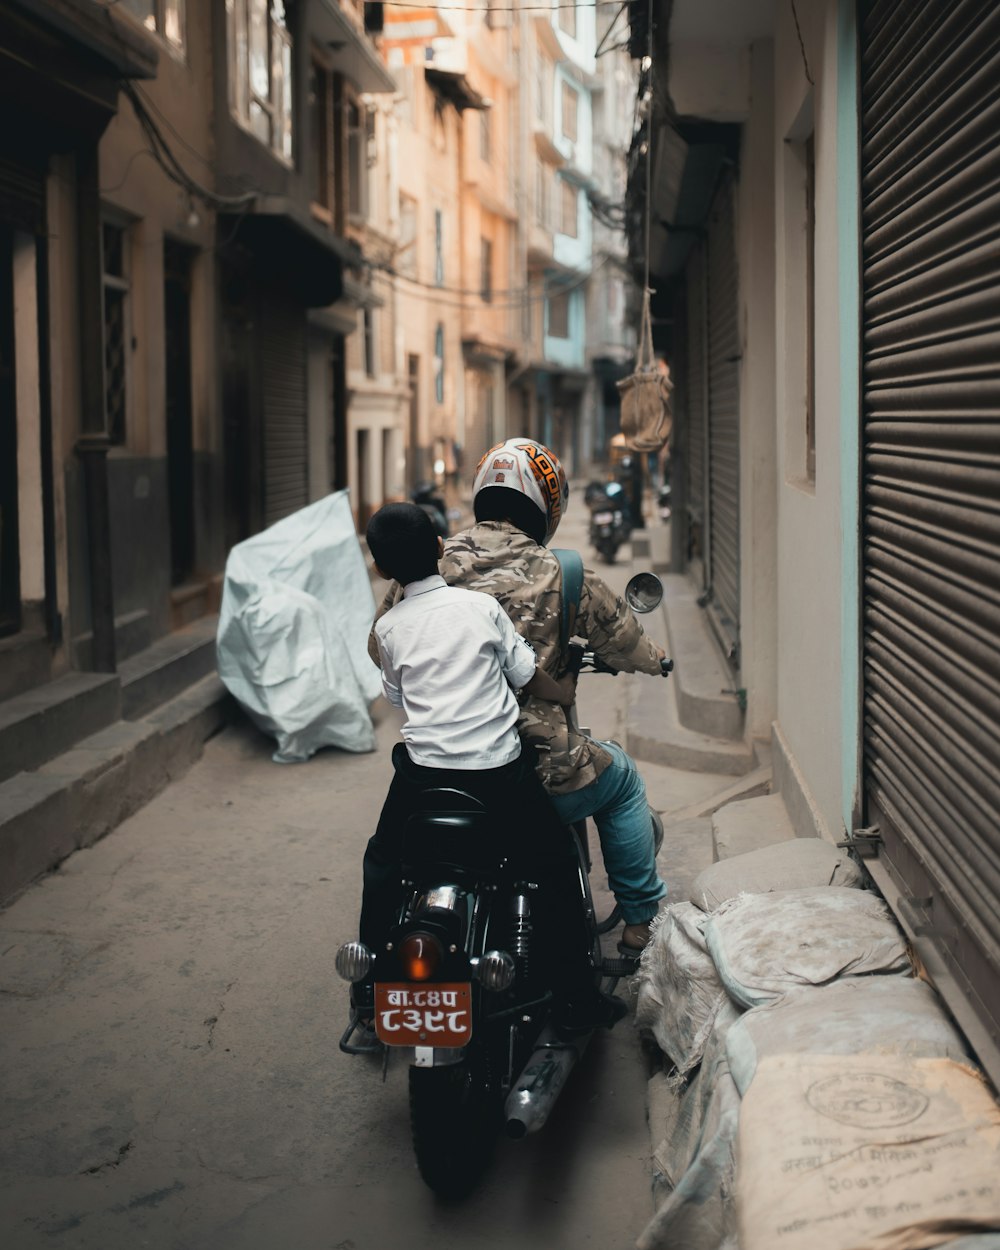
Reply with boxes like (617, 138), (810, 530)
(480, 107), (491, 162)
(535, 158), (549, 228)
(535, 52), (549, 125)
(345, 104), (377, 219)
(309, 61), (332, 214)
(364, 306), (377, 379)
(548, 290), (570, 339)
(480, 238), (493, 302)
(559, 0), (577, 40)
(561, 81), (578, 143)
(434, 210), (444, 287)
(560, 179), (578, 238)
(434, 324), (445, 403)
(102, 222), (130, 446)
(121, 0), (185, 51)
(227, 0), (292, 163)
(398, 194), (417, 278)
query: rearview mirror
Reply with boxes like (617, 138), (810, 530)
(624, 572), (663, 614)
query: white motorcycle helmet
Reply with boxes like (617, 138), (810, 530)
(472, 439), (569, 545)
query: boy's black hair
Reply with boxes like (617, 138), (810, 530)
(366, 502), (439, 585)
(474, 486), (547, 545)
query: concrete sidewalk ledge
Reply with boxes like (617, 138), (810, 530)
(0, 674), (232, 906)
(661, 575), (744, 741)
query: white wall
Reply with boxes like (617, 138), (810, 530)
(773, 0), (845, 838)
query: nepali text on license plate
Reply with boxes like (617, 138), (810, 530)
(594, 511), (614, 523)
(374, 982), (472, 1047)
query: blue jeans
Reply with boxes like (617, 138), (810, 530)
(548, 741), (667, 925)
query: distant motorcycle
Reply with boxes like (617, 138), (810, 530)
(588, 482), (630, 564)
(411, 482), (449, 539)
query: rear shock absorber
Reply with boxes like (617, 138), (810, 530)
(511, 888), (532, 979)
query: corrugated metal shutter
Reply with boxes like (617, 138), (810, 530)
(0, 154), (45, 235)
(860, 0), (1000, 1073)
(685, 243), (707, 552)
(706, 175), (740, 660)
(261, 296), (308, 527)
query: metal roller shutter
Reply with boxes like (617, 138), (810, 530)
(261, 296), (308, 527)
(0, 154), (45, 236)
(860, 0), (1000, 1075)
(686, 242), (707, 549)
(706, 176), (740, 662)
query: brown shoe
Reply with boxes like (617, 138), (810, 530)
(619, 921), (653, 952)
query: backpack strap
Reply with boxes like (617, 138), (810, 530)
(550, 548), (584, 651)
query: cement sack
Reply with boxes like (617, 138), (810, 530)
(692, 837), (863, 912)
(726, 977), (971, 1097)
(640, 999), (744, 1250)
(705, 886), (910, 1010)
(216, 492), (381, 763)
(635, 902), (733, 1074)
(737, 1054), (1000, 1250)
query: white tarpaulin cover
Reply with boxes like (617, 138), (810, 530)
(216, 492), (381, 763)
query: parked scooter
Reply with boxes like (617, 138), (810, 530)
(588, 481), (630, 564)
(336, 573), (673, 1199)
(411, 481), (449, 539)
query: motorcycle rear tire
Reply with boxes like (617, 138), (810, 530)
(409, 1053), (501, 1199)
(598, 541), (618, 565)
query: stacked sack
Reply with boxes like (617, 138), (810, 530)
(635, 837), (1000, 1250)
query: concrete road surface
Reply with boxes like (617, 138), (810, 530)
(0, 504), (725, 1250)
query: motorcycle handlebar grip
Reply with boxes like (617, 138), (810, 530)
(660, 658), (674, 677)
(565, 642), (586, 676)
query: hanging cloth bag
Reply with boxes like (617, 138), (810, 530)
(616, 288), (673, 453)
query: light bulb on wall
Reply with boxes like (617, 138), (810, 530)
(186, 196), (200, 229)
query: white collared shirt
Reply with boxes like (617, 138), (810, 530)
(373, 574), (537, 769)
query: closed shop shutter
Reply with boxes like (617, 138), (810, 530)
(860, 0), (1000, 1074)
(260, 296), (308, 527)
(686, 242), (707, 551)
(0, 154), (45, 235)
(706, 175), (740, 661)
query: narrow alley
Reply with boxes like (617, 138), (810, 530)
(0, 505), (727, 1250)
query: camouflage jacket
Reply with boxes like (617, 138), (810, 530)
(368, 520), (661, 795)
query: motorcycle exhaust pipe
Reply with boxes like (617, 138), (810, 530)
(504, 1026), (590, 1139)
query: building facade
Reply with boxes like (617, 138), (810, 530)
(632, 0), (1000, 1084)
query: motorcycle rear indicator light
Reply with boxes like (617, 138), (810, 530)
(476, 950), (515, 992)
(398, 933), (442, 981)
(335, 941), (373, 983)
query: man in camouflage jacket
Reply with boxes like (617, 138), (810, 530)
(366, 517), (668, 951)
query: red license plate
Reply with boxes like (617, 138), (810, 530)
(374, 982), (472, 1047)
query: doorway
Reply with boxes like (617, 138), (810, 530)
(164, 241), (195, 586)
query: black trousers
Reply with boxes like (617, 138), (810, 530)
(359, 743), (595, 999)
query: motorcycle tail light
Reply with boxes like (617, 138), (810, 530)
(398, 932), (443, 981)
(477, 950), (515, 992)
(335, 941), (373, 983)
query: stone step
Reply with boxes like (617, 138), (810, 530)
(0, 671), (121, 786)
(0, 624), (53, 702)
(660, 574), (744, 741)
(0, 674), (231, 905)
(711, 792), (797, 862)
(624, 589), (758, 777)
(119, 615), (219, 720)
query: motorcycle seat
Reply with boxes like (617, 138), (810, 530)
(403, 791), (509, 877)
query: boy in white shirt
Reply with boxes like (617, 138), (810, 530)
(356, 502), (626, 1034)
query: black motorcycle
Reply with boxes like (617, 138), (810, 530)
(336, 574), (672, 1198)
(588, 482), (630, 565)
